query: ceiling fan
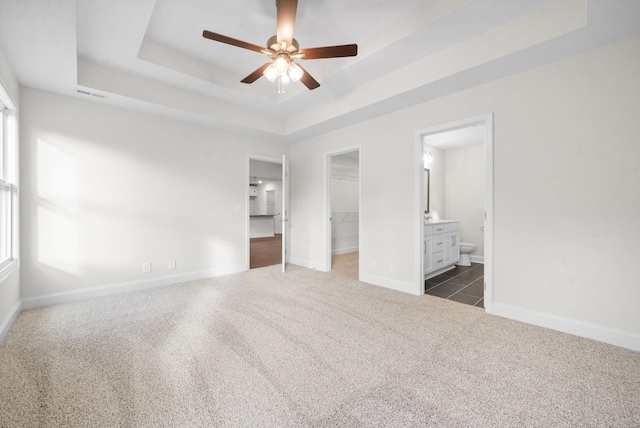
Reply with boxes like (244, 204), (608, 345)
(202, 0), (358, 91)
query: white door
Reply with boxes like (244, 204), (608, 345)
(275, 189), (283, 234)
(282, 155), (289, 273)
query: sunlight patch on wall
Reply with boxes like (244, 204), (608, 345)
(36, 138), (80, 275)
(37, 206), (80, 275)
(37, 138), (79, 209)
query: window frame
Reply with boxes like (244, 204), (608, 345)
(0, 85), (18, 284)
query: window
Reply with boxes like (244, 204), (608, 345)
(0, 88), (17, 283)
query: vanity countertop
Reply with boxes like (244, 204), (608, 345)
(425, 219), (458, 225)
(250, 215), (275, 218)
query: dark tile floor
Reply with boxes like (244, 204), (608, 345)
(425, 263), (484, 308)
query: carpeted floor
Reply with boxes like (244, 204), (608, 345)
(1, 252), (639, 427)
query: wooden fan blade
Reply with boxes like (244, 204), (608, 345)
(276, 0), (298, 47)
(300, 44), (358, 60)
(296, 64), (320, 90)
(202, 30), (264, 54)
(241, 63), (271, 84)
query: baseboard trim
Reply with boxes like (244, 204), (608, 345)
(492, 302), (640, 352)
(288, 258), (328, 272)
(250, 233), (275, 239)
(20, 264), (248, 311)
(331, 246), (359, 256)
(470, 255), (484, 263)
(359, 273), (419, 296)
(0, 300), (22, 344)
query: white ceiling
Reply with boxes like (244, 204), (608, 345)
(0, 0), (639, 143)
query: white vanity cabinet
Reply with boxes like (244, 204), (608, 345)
(424, 227), (433, 276)
(424, 221), (459, 280)
(444, 222), (460, 266)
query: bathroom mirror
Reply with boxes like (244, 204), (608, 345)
(423, 168), (430, 214)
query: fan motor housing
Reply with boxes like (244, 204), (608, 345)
(267, 35), (300, 53)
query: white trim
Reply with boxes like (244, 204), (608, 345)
(360, 273), (420, 296)
(20, 265), (247, 311)
(0, 300), (21, 344)
(250, 233), (275, 239)
(484, 114), (494, 313)
(415, 113), (494, 310)
(0, 258), (17, 284)
(414, 132), (424, 295)
(288, 257), (328, 272)
(492, 303), (640, 352)
(470, 255), (484, 264)
(0, 102), (19, 282)
(331, 246), (359, 256)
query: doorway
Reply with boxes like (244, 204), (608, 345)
(416, 114), (493, 312)
(324, 145), (362, 272)
(248, 157), (284, 269)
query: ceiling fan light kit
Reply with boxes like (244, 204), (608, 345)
(202, 0), (358, 93)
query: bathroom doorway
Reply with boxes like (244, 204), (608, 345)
(416, 114), (494, 312)
(324, 145), (362, 273)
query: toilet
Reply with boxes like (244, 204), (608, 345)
(458, 242), (477, 266)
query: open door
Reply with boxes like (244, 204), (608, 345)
(281, 155), (289, 272)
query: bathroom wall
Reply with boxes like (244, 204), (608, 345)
(445, 144), (485, 259)
(423, 144), (446, 220)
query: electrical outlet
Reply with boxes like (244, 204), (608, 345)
(168, 259), (176, 270)
(390, 263), (397, 273)
(233, 204), (241, 212)
(142, 262), (151, 273)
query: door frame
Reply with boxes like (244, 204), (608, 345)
(281, 154), (289, 272)
(246, 154), (284, 270)
(323, 144), (362, 272)
(415, 113), (494, 312)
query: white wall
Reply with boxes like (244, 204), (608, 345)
(0, 48), (20, 338)
(19, 88), (286, 299)
(288, 35), (640, 339)
(5, 35), (639, 350)
(250, 159), (281, 180)
(445, 144), (485, 258)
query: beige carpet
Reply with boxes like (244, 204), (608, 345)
(1, 252), (639, 427)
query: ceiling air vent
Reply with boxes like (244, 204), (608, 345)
(76, 89), (107, 99)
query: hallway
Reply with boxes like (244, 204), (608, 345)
(250, 234), (282, 269)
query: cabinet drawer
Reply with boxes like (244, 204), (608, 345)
(424, 225), (432, 236)
(445, 222), (459, 232)
(432, 224), (445, 234)
(432, 235), (445, 251)
(432, 252), (445, 270)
